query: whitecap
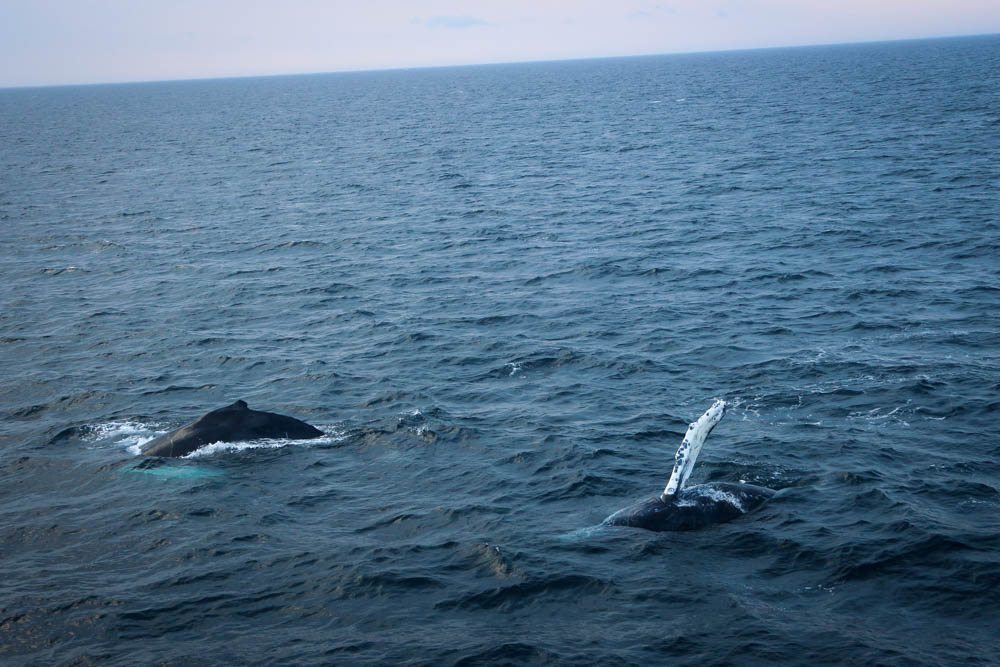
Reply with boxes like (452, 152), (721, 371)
(848, 402), (912, 427)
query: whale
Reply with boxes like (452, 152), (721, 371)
(140, 400), (324, 457)
(603, 399), (774, 531)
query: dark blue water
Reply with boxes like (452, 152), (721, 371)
(2, 35), (999, 665)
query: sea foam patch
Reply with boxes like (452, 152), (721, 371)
(676, 485), (746, 512)
(182, 427), (348, 458)
(77, 420), (165, 454)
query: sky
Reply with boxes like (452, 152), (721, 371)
(1, 1), (999, 87)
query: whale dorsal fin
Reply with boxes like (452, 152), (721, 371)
(662, 399), (727, 497)
(225, 400), (249, 410)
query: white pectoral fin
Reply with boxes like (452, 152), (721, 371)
(662, 399), (727, 496)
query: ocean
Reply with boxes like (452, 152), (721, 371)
(1, 35), (998, 665)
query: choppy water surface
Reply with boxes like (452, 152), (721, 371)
(2, 36), (999, 665)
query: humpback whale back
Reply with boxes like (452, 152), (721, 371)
(603, 482), (775, 531)
(140, 400), (324, 457)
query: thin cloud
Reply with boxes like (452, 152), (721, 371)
(423, 16), (491, 29)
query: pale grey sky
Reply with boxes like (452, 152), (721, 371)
(1, 1), (998, 87)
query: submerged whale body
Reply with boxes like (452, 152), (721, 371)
(603, 399), (774, 531)
(140, 400), (323, 457)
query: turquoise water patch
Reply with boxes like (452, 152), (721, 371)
(122, 459), (225, 480)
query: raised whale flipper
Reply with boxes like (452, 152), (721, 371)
(603, 398), (775, 531)
(140, 400), (324, 457)
(662, 399), (727, 497)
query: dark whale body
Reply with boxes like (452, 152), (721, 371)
(603, 400), (775, 532)
(141, 400), (323, 457)
(603, 482), (774, 531)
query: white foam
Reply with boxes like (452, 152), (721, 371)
(182, 428), (348, 458)
(126, 439), (157, 456)
(687, 485), (745, 512)
(848, 402), (912, 427)
(802, 584), (837, 594)
(80, 420), (164, 454)
(85, 420), (156, 441)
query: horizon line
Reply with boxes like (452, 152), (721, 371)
(2, 31), (997, 91)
